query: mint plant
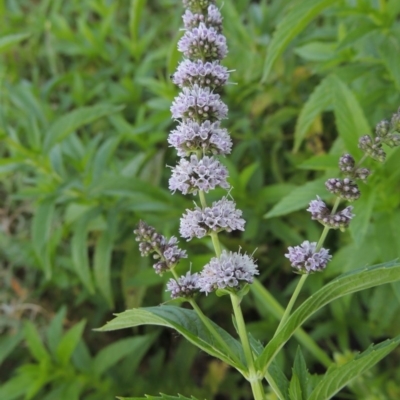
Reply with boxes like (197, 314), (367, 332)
(99, 1), (400, 399)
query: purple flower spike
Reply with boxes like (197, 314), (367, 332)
(197, 250), (259, 294)
(178, 23), (228, 61)
(180, 197), (245, 240)
(169, 154), (230, 195)
(171, 85), (228, 122)
(173, 60), (230, 90)
(166, 271), (200, 299)
(168, 120), (232, 157)
(285, 241), (331, 273)
(183, 5), (223, 32)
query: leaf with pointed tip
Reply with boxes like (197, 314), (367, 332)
(294, 76), (333, 152)
(293, 347), (309, 399)
(308, 336), (400, 400)
(288, 373), (303, 400)
(256, 260), (400, 376)
(44, 104), (124, 151)
(97, 306), (245, 371)
(261, 0), (339, 82)
(264, 178), (326, 219)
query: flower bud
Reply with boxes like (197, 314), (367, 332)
(358, 135), (386, 162)
(325, 178), (360, 201)
(375, 120), (390, 137)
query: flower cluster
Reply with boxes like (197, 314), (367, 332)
(180, 197), (245, 240)
(285, 241), (331, 274)
(307, 196), (354, 231)
(135, 1), (258, 299)
(134, 221), (187, 275)
(197, 250), (259, 294)
(286, 108), (400, 273)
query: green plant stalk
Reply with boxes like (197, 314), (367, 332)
(274, 196), (341, 334)
(231, 293), (266, 400)
(188, 299), (243, 367)
(199, 190), (266, 398)
(169, 269), (242, 366)
(251, 280), (332, 368)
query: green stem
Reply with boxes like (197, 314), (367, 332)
(231, 293), (265, 400)
(275, 274), (308, 335)
(199, 189), (207, 209)
(210, 231), (222, 257)
(275, 196), (341, 335)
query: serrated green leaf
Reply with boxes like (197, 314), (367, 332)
(288, 373), (302, 400)
(332, 75), (370, 156)
(94, 334), (157, 376)
(251, 280), (332, 368)
(0, 33), (30, 53)
(43, 104), (124, 151)
(293, 74), (333, 151)
(262, 0), (339, 82)
(56, 320), (86, 366)
(97, 306), (245, 371)
(308, 336), (400, 400)
(256, 260), (400, 376)
(264, 178), (326, 219)
(267, 359), (290, 400)
(293, 347), (309, 399)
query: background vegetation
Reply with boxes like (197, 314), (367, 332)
(1, 0), (400, 399)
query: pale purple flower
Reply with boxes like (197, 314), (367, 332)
(180, 197), (245, 240)
(178, 23), (227, 61)
(172, 59), (229, 90)
(171, 84), (228, 122)
(306, 196), (327, 217)
(166, 271), (200, 299)
(183, 5), (223, 32)
(133, 221), (187, 275)
(197, 250), (259, 294)
(358, 135), (386, 162)
(285, 241), (331, 273)
(325, 178), (360, 201)
(168, 120), (232, 157)
(307, 197), (355, 231)
(169, 154), (230, 195)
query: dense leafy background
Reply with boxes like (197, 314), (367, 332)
(1, 0), (400, 399)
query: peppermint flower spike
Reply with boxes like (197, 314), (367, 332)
(173, 60), (230, 90)
(197, 250), (259, 294)
(133, 221), (187, 275)
(307, 196), (355, 231)
(285, 241), (332, 274)
(178, 22), (228, 61)
(169, 154), (230, 195)
(180, 197), (245, 240)
(171, 84), (228, 122)
(166, 271), (200, 299)
(183, 5), (223, 32)
(168, 120), (232, 157)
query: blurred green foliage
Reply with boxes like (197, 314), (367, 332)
(1, 0), (400, 399)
